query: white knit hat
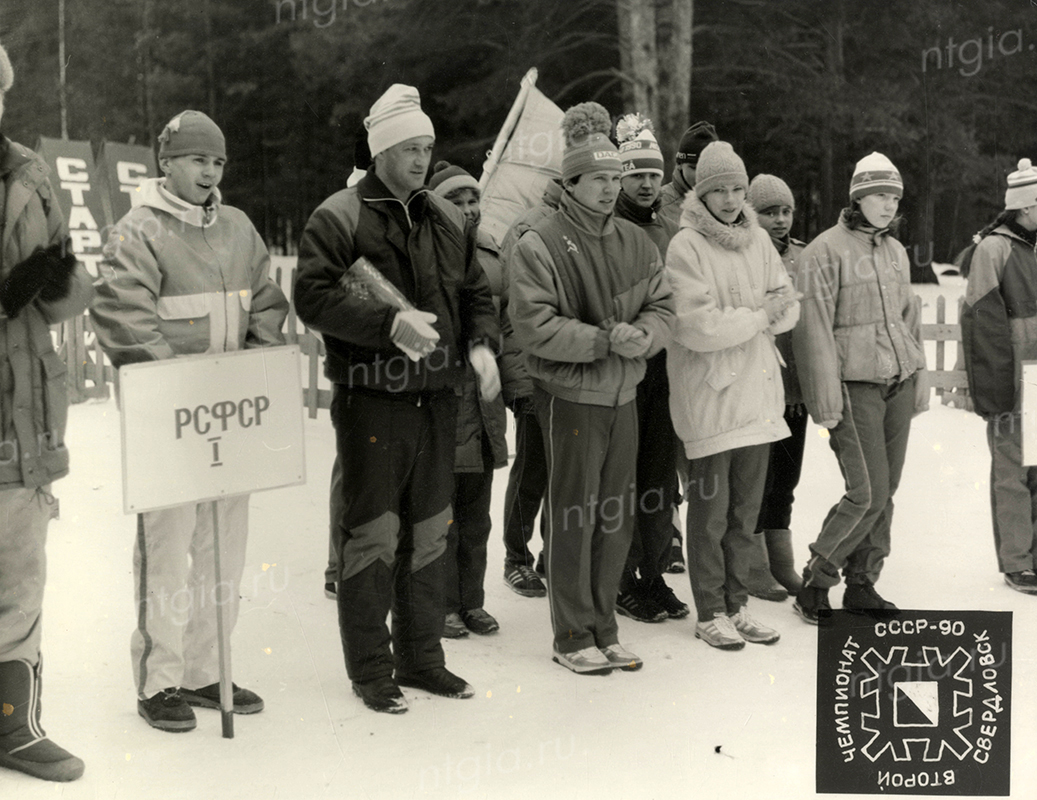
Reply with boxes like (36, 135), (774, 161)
(364, 84), (435, 158)
(0, 41), (14, 93)
(616, 114), (664, 177)
(1005, 158), (1037, 210)
(849, 152), (903, 201)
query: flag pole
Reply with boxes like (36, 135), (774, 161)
(478, 67), (539, 192)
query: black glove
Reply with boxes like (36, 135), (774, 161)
(37, 239), (79, 302)
(0, 239), (77, 317)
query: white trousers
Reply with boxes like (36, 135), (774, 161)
(0, 488), (54, 665)
(131, 496), (249, 699)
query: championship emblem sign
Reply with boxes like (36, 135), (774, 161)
(815, 610), (1011, 795)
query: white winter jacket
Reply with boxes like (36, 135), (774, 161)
(665, 193), (798, 459)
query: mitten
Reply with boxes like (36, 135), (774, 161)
(37, 239), (79, 302)
(0, 248), (50, 318)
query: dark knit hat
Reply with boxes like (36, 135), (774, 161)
(560, 102), (621, 183)
(748, 174), (795, 211)
(0, 41), (13, 93)
(694, 141), (748, 199)
(429, 160), (480, 198)
(158, 111), (226, 159)
(675, 121), (718, 166)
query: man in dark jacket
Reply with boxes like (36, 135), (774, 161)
(657, 121), (717, 229)
(294, 84), (500, 714)
(0, 42), (93, 782)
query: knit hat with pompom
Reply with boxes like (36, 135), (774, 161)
(561, 102), (621, 183)
(1005, 157), (1037, 210)
(615, 113), (664, 178)
(428, 160), (480, 198)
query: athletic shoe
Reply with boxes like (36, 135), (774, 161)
(793, 585), (831, 624)
(324, 582), (336, 599)
(694, 613), (745, 650)
(138, 688), (197, 732)
(600, 643), (643, 671)
(665, 541), (686, 574)
(443, 612), (469, 638)
(729, 608), (780, 644)
(180, 682), (265, 714)
(503, 563), (546, 598)
(552, 646), (613, 675)
(842, 581), (898, 611)
(461, 608), (500, 635)
(616, 586), (668, 623)
(396, 667), (474, 699)
(1004, 569), (1037, 594)
(352, 677), (407, 714)
(645, 576), (690, 619)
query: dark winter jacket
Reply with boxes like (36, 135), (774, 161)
(961, 223), (1037, 418)
(0, 137), (93, 490)
(91, 179), (288, 367)
(614, 190), (679, 258)
(294, 170), (499, 394)
(454, 229), (508, 473)
(510, 190), (675, 407)
(499, 180), (562, 404)
(791, 219), (928, 425)
(657, 169), (693, 231)
(771, 234), (807, 406)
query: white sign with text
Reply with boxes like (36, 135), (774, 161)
(119, 346), (305, 513)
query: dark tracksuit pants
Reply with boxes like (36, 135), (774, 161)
(330, 385), (456, 684)
(535, 388), (637, 655)
(804, 377), (914, 589)
(986, 412), (1037, 574)
(622, 351), (678, 589)
(756, 404), (808, 531)
(445, 437), (495, 613)
(502, 399), (548, 568)
(685, 444), (770, 622)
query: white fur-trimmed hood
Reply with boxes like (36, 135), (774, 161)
(678, 191), (759, 252)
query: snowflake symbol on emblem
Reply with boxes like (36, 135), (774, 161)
(859, 645), (974, 763)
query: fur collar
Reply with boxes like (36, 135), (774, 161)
(678, 191), (758, 251)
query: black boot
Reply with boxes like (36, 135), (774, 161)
(0, 660), (84, 782)
(764, 529), (803, 594)
(747, 532), (788, 602)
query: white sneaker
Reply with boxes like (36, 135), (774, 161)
(695, 612), (745, 650)
(552, 646), (612, 675)
(600, 643), (643, 671)
(730, 607), (780, 644)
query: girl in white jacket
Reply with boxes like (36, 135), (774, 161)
(665, 141), (799, 650)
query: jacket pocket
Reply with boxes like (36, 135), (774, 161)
(40, 350), (69, 451)
(157, 293), (213, 355)
(704, 346), (746, 392)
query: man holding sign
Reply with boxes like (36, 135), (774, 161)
(294, 84), (500, 714)
(91, 111), (288, 732)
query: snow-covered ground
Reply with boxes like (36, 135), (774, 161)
(13, 275), (1036, 799)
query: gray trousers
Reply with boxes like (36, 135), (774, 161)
(0, 488), (54, 665)
(987, 413), (1037, 574)
(536, 390), (636, 655)
(685, 445), (769, 622)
